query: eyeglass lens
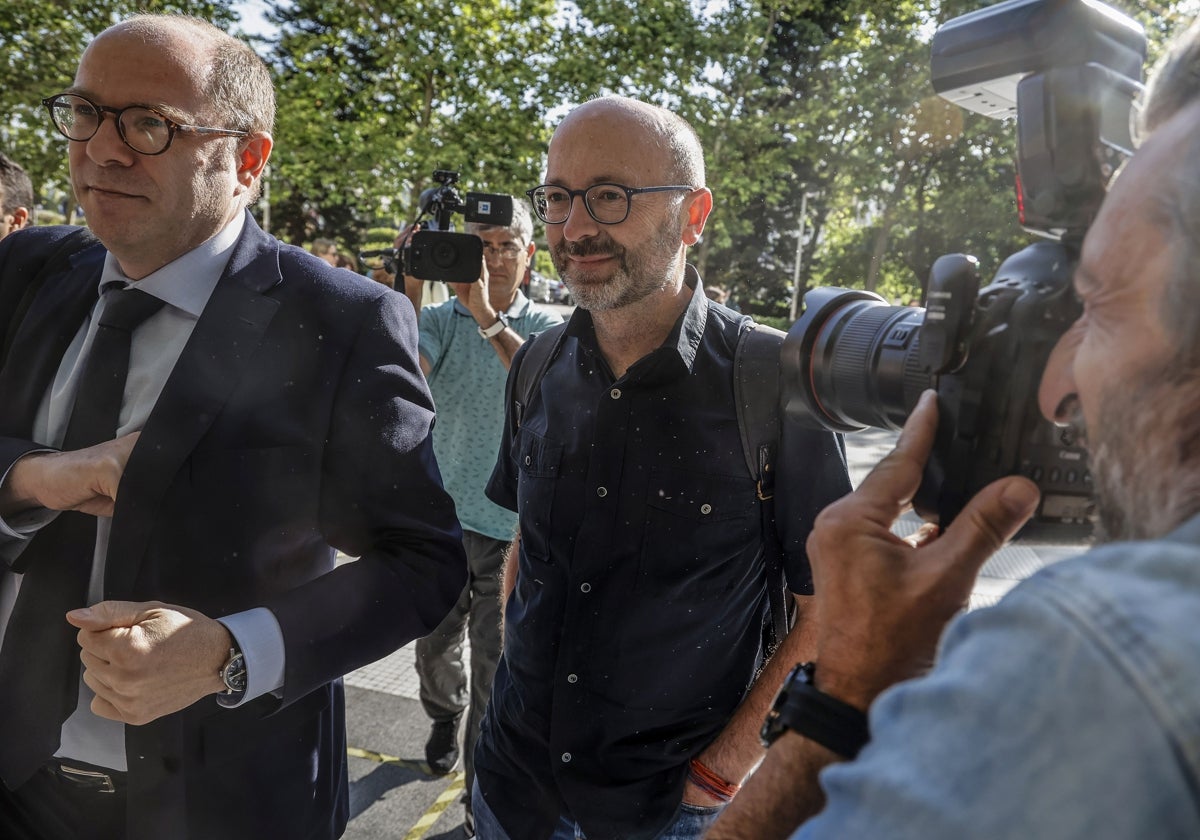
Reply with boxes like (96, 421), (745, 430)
(47, 94), (173, 155)
(532, 185), (630, 224)
(482, 244), (523, 260)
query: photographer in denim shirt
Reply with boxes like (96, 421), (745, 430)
(710, 19), (1200, 840)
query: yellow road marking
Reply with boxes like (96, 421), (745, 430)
(347, 746), (466, 839)
(404, 773), (466, 840)
(346, 745), (427, 775)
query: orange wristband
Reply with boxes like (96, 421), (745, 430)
(687, 757), (741, 803)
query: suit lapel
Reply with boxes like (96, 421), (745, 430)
(0, 247), (104, 438)
(104, 218), (282, 598)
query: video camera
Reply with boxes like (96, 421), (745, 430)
(361, 169), (514, 283)
(782, 0), (1146, 542)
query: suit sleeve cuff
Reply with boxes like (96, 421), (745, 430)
(216, 607), (286, 706)
(0, 449), (58, 541)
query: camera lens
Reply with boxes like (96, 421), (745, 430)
(784, 288), (932, 432)
(430, 240), (460, 269)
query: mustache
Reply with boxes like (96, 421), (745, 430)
(1061, 399), (1088, 449)
(555, 236), (620, 259)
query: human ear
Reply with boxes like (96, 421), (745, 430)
(681, 188), (713, 246)
(236, 133), (273, 189)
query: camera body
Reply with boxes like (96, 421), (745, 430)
(783, 0), (1145, 542)
(377, 169), (515, 283)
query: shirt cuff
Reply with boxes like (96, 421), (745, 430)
(216, 607), (286, 707)
(0, 450), (58, 540)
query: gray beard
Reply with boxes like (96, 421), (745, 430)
(1076, 367), (1200, 543)
(553, 213), (682, 313)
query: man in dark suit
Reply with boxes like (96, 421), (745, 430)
(0, 14), (466, 840)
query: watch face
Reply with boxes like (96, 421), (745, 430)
(222, 653), (247, 693)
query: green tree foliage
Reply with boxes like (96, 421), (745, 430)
(800, 0), (1031, 306)
(265, 0), (557, 247)
(3, 0), (1198, 314)
(0, 0), (238, 222)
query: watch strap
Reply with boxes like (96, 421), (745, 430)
(764, 662), (870, 759)
(478, 313), (508, 339)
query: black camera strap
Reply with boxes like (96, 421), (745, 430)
(733, 319), (793, 653)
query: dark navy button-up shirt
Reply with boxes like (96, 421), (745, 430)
(479, 269), (851, 840)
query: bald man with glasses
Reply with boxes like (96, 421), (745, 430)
(0, 14), (465, 840)
(471, 95), (852, 840)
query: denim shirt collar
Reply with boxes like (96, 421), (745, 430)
(1163, 512), (1200, 546)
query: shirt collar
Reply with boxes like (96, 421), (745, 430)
(99, 213), (246, 317)
(565, 264), (708, 381)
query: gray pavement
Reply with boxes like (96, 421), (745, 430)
(341, 426), (1081, 839)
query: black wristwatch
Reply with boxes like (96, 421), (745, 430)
(760, 662), (870, 759)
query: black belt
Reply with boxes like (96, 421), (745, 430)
(43, 761), (126, 794)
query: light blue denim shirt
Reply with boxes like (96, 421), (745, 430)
(795, 512), (1200, 839)
(419, 292), (561, 541)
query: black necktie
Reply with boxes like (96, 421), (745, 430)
(0, 284), (164, 789)
(61, 285), (166, 449)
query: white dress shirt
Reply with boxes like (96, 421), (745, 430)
(0, 213), (286, 770)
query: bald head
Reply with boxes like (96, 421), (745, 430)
(554, 96), (705, 188)
(93, 15), (275, 137)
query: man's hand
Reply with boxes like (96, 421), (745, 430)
(449, 262), (496, 328)
(708, 392), (1040, 840)
(808, 389), (1040, 709)
(0, 433), (140, 517)
(67, 600), (233, 725)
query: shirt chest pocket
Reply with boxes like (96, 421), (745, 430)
(639, 466), (758, 594)
(515, 426), (562, 478)
(513, 426), (562, 562)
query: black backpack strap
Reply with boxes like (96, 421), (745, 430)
(1, 227), (100, 370)
(734, 318), (792, 653)
(513, 322), (569, 428)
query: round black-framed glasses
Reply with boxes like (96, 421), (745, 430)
(42, 93), (249, 156)
(526, 183), (694, 225)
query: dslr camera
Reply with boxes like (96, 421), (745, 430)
(362, 169), (514, 283)
(783, 0), (1146, 542)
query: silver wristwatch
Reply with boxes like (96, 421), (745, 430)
(219, 646), (247, 695)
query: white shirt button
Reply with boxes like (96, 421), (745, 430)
(700, 503), (712, 515)
(610, 388), (622, 400)
(580, 582), (591, 593)
(567, 673), (579, 684)
(562, 752), (572, 763)
(597, 486), (608, 497)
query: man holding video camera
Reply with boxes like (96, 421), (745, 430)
(405, 199), (561, 834)
(708, 19), (1200, 840)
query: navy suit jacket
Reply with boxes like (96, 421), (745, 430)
(0, 216), (467, 839)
